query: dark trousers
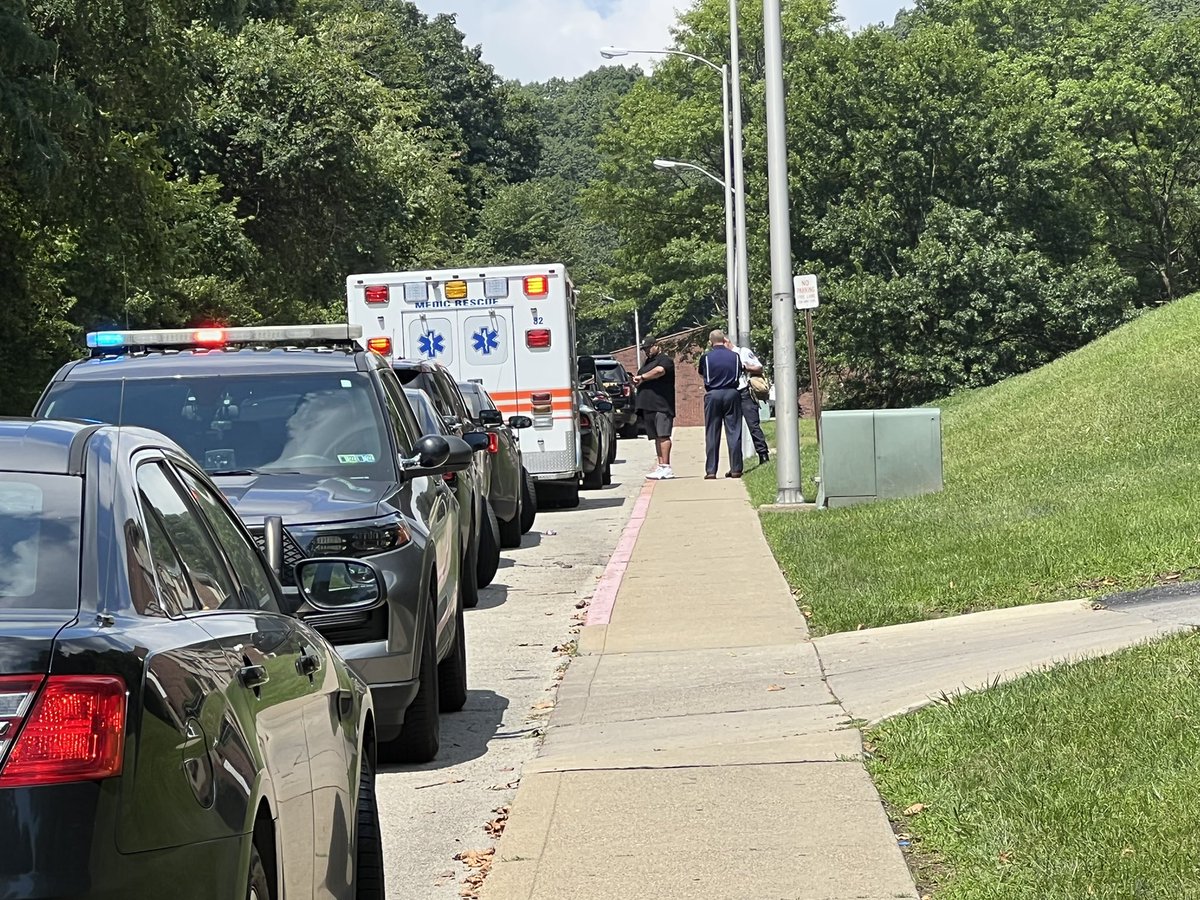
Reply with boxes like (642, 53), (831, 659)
(739, 388), (769, 460)
(704, 388), (744, 475)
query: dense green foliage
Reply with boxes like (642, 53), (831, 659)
(748, 293), (1200, 634)
(0, 0), (538, 413)
(5, 0), (1200, 413)
(587, 0), (1200, 405)
(868, 631), (1200, 897)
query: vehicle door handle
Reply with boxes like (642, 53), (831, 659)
(297, 650), (321, 677)
(238, 664), (269, 689)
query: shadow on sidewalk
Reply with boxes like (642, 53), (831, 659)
(471, 582), (509, 611)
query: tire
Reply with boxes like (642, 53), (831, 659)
(583, 458), (603, 490)
(520, 468), (537, 534)
(619, 423), (638, 440)
(602, 460), (612, 486)
(476, 500), (500, 588)
(438, 598), (468, 712)
(461, 514), (480, 609)
(381, 597), (440, 764)
(607, 435), (617, 464)
(560, 481), (581, 509)
(247, 840), (272, 900)
(355, 748), (385, 900)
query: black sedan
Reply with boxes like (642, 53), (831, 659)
(577, 388), (615, 490)
(457, 381), (535, 545)
(0, 419), (382, 899)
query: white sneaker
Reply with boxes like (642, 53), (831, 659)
(645, 464), (665, 480)
(657, 466), (676, 480)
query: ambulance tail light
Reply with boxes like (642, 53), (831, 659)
(366, 336), (392, 355)
(523, 275), (549, 298)
(530, 393), (553, 415)
(364, 285), (390, 304)
(526, 329), (551, 349)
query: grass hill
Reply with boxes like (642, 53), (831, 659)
(748, 293), (1200, 635)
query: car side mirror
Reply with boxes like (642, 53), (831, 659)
(294, 558), (388, 612)
(464, 432), (491, 453)
(404, 434), (450, 470)
(507, 415), (532, 430)
(478, 409), (503, 426)
(594, 400), (614, 413)
(441, 415), (459, 431)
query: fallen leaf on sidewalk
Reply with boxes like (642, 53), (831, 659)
(484, 806), (510, 839)
(782, 670), (797, 676)
(767, 684), (785, 692)
(903, 803), (928, 816)
(531, 700), (554, 710)
(455, 848), (494, 869)
(488, 780), (520, 791)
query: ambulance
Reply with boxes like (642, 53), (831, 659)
(346, 264), (584, 503)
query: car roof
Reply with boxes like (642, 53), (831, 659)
(0, 418), (103, 474)
(391, 358), (443, 373)
(56, 347), (368, 381)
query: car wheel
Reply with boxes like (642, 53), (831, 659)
(619, 423), (638, 440)
(607, 435), (617, 464)
(354, 748), (385, 900)
(438, 597), (468, 712)
(461, 512), (480, 609)
(520, 468), (537, 533)
(247, 840), (272, 900)
(382, 596), (440, 764)
(602, 460), (612, 486)
(560, 481), (581, 508)
(476, 499), (500, 588)
(583, 459), (603, 490)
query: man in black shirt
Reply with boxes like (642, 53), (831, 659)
(633, 336), (676, 480)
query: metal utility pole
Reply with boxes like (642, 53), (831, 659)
(729, 0), (752, 352)
(763, 0), (803, 504)
(719, 64), (736, 340)
(634, 307), (643, 368)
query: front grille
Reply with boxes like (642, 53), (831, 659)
(309, 606), (389, 645)
(249, 526), (307, 587)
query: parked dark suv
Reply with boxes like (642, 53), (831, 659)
(458, 381), (535, 545)
(579, 355), (636, 438)
(391, 358), (505, 587)
(34, 325), (476, 763)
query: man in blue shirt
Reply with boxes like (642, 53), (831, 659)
(698, 330), (744, 478)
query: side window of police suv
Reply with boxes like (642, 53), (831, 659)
(377, 368), (423, 456)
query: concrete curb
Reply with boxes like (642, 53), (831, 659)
(584, 479), (655, 626)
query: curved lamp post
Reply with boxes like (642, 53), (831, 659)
(601, 46), (736, 342)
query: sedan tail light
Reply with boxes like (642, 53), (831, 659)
(0, 675), (126, 787)
(622, 384), (632, 397)
(487, 433), (499, 454)
(579, 413), (593, 430)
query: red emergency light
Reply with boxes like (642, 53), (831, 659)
(526, 329), (551, 349)
(364, 285), (390, 304)
(193, 329), (226, 346)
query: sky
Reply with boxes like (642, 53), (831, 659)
(414, 0), (908, 83)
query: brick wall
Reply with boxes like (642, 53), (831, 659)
(609, 328), (708, 428)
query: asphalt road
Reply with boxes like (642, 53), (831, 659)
(377, 436), (657, 898)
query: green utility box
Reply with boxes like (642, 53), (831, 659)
(816, 409), (943, 508)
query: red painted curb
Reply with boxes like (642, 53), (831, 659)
(585, 479), (656, 626)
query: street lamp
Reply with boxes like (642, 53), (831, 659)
(601, 46), (737, 343)
(602, 294), (643, 368)
(652, 158), (726, 188)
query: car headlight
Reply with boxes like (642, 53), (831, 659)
(306, 520), (412, 558)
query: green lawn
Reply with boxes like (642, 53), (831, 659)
(867, 631), (1200, 899)
(745, 294), (1200, 635)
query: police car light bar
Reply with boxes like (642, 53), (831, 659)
(86, 324), (363, 351)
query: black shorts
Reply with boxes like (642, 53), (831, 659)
(643, 411), (674, 440)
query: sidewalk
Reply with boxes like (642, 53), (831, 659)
(482, 427), (918, 900)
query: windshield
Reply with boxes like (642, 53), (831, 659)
(41, 373), (396, 481)
(459, 386), (485, 419)
(0, 474), (81, 612)
(404, 389), (442, 436)
(595, 361), (625, 382)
